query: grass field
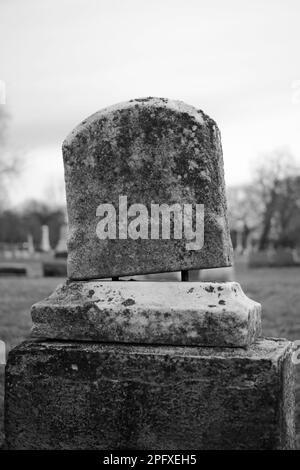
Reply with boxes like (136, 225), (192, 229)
(0, 265), (300, 447)
(0, 277), (61, 446)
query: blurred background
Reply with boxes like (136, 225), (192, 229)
(1, 0), (300, 445)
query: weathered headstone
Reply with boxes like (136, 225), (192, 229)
(63, 98), (232, 279)
(4, 98), (295, 450)
(31, 98), (258, 346)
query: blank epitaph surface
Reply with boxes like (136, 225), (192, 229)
(63, 97), (233, 280)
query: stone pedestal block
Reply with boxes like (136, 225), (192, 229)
(31, 281), (261, 347)
(5, 338), (295, 450)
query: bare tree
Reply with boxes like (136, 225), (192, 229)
(252, 149), (300, 250)
(227, 184), (260, 251)
(44, 181), (66, 212)
(227, 185), (260, 230)
(0, 108), (20, 207)
(272, 175), (300, 247)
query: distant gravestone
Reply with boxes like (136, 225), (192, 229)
(27, 234), (35, 255)
(40, 225), (51, 252)
(63, 97), (233, 280)
(55, 223), (68, 258)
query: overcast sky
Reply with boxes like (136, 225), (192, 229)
(1, 0), (300, 206)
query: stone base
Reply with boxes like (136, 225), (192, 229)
(31, 281), (261, 347)
(5, 338), (295, 450)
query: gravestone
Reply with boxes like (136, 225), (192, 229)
(63, 98), (232, 279)
(54, 222), (68, 258)
(27, 234), (35, 255)
(40, 225), (51, 252)
(5, 98), (295, 450)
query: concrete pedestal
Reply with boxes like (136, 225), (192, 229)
(31, 281), (261, 348)
(5, 338), (295, 450)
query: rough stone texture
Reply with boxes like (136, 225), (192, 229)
(63, 97), (233, 280)
(31, 281), (261, 347)
(5, 338), (295, 450)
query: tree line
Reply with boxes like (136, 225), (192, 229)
(0, 201), (65, 250)
(228, 150), (300, 251)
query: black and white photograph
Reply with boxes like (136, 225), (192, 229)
(0, 0), (300, 456)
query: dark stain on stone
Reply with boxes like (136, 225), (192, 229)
(208, 305), (216, 308)
(88, 290), (95, 298)
(188, 288), (194, 293)
(219, 300), (226, 305)
(122, 298), (136, 307)
(218, 286), (224, 291)
(205, 285), (214, 293)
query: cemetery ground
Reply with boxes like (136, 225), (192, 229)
(0, 264), (300, 448)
